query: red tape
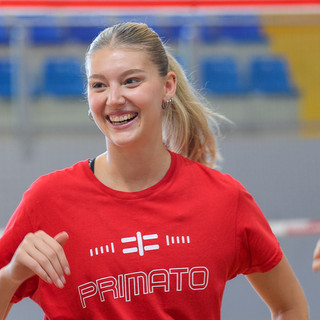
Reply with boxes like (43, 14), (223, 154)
(1, 0), (320, 8)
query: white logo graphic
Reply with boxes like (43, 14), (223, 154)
(89, 231), (191, 258)
(121, 232), (159, 256)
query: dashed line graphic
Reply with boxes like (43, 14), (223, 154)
(166, 235), (190, 246)
(90, 242), (115, 256)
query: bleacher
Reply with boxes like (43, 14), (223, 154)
(0, 14), (299, 100)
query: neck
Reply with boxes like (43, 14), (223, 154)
(95, 143), (171, 192)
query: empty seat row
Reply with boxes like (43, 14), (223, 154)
(0, 57), (85, 98)
(0, 24), (266, 45)
(0, 54), (297, 98)
(201, 55), (297, 95)
(0, 14), (266, 45)
(0, 24), (105, 45)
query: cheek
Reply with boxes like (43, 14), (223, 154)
(136, 83), (163, 109)
(88, 93), (104, 114)
(87, 90), (94, 106)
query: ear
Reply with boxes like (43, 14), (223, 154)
(163, 71), (177, 101)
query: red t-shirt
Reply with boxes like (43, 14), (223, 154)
(0, 151), (282, 320)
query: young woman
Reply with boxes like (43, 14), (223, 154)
(0, 22), (309, 319)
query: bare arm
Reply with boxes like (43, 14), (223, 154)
(3, 304), (12, 320)
(312, 239), (320, 272)
(0, 268), (19, 320)
(246, 255), (309, 320)
(0, 231), (70, 320)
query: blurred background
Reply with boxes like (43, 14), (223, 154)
(0, 0), (319, 319)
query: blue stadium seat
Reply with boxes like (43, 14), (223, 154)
(219, 15), (267, 43)
(198, 25), (222, 44)
(249, 55), (296, 95)
(0, 21), (10, 45)
(0, 60), (12, 97)
(43, 57), (85, 97)
(201, 56), (246, 95)
(30, 25), (66, 45)
(220, 24), (267, 43)
(199, 15), (266, 44)
(151, 25), (181, 43)
(67, 25), (104, 44)
(66, 16), (105, 44)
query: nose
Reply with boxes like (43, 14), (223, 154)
(106, 84), (125, 107)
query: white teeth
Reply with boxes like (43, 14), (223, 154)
(108, 113), (137, 124)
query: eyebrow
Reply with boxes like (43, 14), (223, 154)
(88, 68), (146, 80)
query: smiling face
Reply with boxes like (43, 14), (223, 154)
(87, 47), (175, 152)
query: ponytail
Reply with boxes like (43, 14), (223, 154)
(162, 52), (220, 167)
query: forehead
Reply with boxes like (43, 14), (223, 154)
(87, 47), (155, 74)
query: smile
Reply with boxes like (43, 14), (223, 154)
(107, 113), (138, 126)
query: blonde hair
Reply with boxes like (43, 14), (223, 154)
(86, 22), (221, 167)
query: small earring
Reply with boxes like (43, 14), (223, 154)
(162, 98), (173, 110)
(88, 109), (94, 121)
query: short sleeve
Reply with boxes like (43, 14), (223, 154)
(0, 192), (39, 303)
(234, 184), (283, 276)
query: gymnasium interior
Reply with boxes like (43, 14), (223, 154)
(0, 1), (319, 318)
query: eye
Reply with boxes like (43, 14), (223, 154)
(88, 81), (106, 90)
(92, 82), (105, 89)
(124, 78), (141, 87)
